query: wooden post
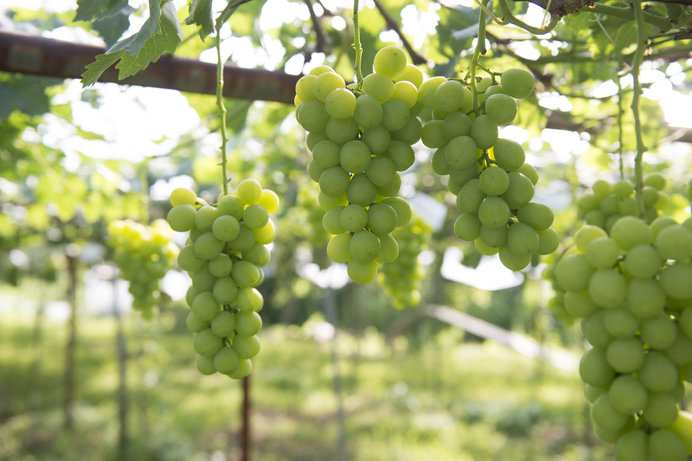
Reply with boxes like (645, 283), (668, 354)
(241, 375), (251, 461)
(63, 246), (79, 429)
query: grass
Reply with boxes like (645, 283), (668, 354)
(0, 305), (616, 461)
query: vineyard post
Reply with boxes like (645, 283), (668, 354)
(63, 244), (79, 429)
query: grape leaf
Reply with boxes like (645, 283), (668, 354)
(186, 0), (214, 41)
(75, 0), (115, 22)
(81, 0), (183, 86)
(92, 3), (135, 47)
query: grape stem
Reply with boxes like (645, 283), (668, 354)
(468, 0), (489, 114)
(215, 22), (230, 195)
(631, 0), (647, 217)
(616, 76), (625, 180)
(353, 0), (364, 87)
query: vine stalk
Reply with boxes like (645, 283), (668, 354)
(469, 0), (489, 113)
(215, 25), (230, 195)
(353, 0), (363, 87)
(630, 0), (647, 217)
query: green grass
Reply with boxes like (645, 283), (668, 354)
(0, 307), (616, 461)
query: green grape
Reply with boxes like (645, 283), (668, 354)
(563, 291), (599, 318)
(167, 205), (197, 232)
(309, 65), (334, 75)
(319, 167), (350, 197)
(368, 203), (398, 236)
(492, 139), (525, 172)
(555, 253), (593, 292)
(655, 224), (692, 260)
(214, 347), (240, 374)
(178, 245), (206, 272)
(213, 277), (239, 304)
(591, 394), (629, 431)
(236, 287), (263, 312)
(327, 233), (352, 263)
(454, 213), (481, 241)
(518, 163), (538, 185)
(186, 311), (209, 333)
(237, 179), (262, 205)
(350, 230), (381, 263)
(233, 334), (261, 359)
(325, 117), (358, 144)
(295, 74), (317, 102)
(366, 157), (397, 188)
(314, 72), (345, 102)
(659, 263), (692, 300)
(385, 140), (415, 171)
(500, 68), (535, 99)
(228, 358), (253, 379)
(589, 269), (627, 308)
(242, 242), (270, 267)
(208, 253), (232, 277)
(340, 204), (368, 233)
(474, 237), (499, 255)
(228, 224), (256, 252)
(592, 179), (611, 197)
(585, 384), (607, 404)
(193, 328), (224, 357)
(443, 112), (472, 139)
(479, 166), (510, 196)
(665, 331), (692, 367)
(615, 430), (648, 461)
(681, 308), (692, 338)
(218, 194), (244, 219)
(257, 190), (279, 215)
(469, 115), (498, 150)
(641, 313), (678, 349)
(644, 392), (679, 427)
(584, 237), (619, 269)
(192, 292), (221, 321)
(457, 179), (484, 213)
(626, 278), (666, 319)
(312, 140), (340, 169)
(362, 125), (391, 154)
(603, 307), (639, 337)
(483, 85), (505, 102)
(610, 216), (652, 250)
(347, 174), (377, 207)
(390, 116), (422, 144)
(498, 245), (531, 270)
(484, 94), (517, 126)
(196, 354), (216, 375)
(190, 266), (216, 291)
(392, 80), (418, 109)
(325, 88), (356, 119)
(195, 205), (218, 230)
(362, 72), (395, 102)
(374, 46), (407, 78)
(395, 64), (424, 87)
(445, 136), (477, 170)
(480, 224), (507, 247)
(421, 119), (446, 148)
(354, 94), (383, 129)
(581, 311), (612, 347)
(378, 234), (399, 263)
(243, 204), (269, 230)
(170, 187), (197, 207)
(536, 228), (559, 255)
(433, 80), (466, 112)
(383, 197), (411, 226)
(639, 351), (679, 392)
(516, 203), (553, 231)
(575, 225), (607, 252)
(382, 99), (410, 131)
(235, 311), (262, 336)
(306, 131), (328, 151)
(340, 140), (372, 174)
(608, 375), (648, 415)
(322, 206), (346, 235)
(194, 232), (224, 260)
(448, 165), (478, 195)
(231, 260), (261, 288)
(418, 76), (447, 108)
(478, 196), (510, 228)
(606, 337), (645, 373)
(507, 222), (539, 255)
(296, 100), (328, 132)
(211, 310), (236, 337)
(212, 215), (241, 242)
(650, 216), (677, 238)
(648, 430), (688, 461)
(502, 172), (534, 209)
(347, 259), (378, 284)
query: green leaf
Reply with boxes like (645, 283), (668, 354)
(92, 3), (135, 47)
(186, 0), (214, 40)
(81, 0), (183, 86)
(0, 75), (55, 119)
(75, 0), (112, 22)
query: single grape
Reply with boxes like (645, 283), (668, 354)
(500, 68), (535, 99)
(478, 196), (510, 228)
(362, 72), (395, 102)
(325, 87), (356, 119)
(373, 46), (407, 78)
(170, 187), (197, 207)
(484, 93), (517, 126)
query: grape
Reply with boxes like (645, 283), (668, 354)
(584, 237), (620, 269)
(395, 64), (424, 87)
(507, 222), (539, 255)
(536, 228), (559, 255)
(610, 216), (652, 250)
(235, 311), (262, 336)
(366, 157), (397, 188)
(606, 337), (645, 373)
(660, 263), (692, 299)
(555, 253), (593, 292)
(383, 197), (411, 226)
(502, 172), (534, 209)
(644, 393), (679, 427)
(295, 74), (317, 102)
(314, 72), (345, 102)
(319, 167), (350, 197)
(492, 139), (525, 172)
(325, 88), (356, 119)
(296, 100), (328, 132)
(212, 215), (241, 242)
(444, 136), (477, 170)
(196, 354), (216, 375)
(392, 80), (418, 109)
(368, 203), (398, 236)
(327, 233), (352, 263)
(641, 313), (678, 349)
(234, 335), (261, 359)
(170, 187), (197, 207)
(186, 311), (209, 333)
(326, 117), (359, 144)
(615, 430), (648, 461)
(591, 394), (629, 431)
(382, 99), (410, 131)
(193, 328), (224, 357)
(211, 310), (236, 337)
(443, 112), (472, 139)
(608, 375), (648, 415)
(178, 244), (206, 272)
(231, 260), (261, 287)
(480, 224), (507, 247)
(167, 205), (197, 231)
(580, 347), (615, 386)
(478, 197), (510, 228)
(479, 166), (510, 196)
(516, 203), (553, 231)
(589, 269), (626, 308)
(362, 72), (395, 102)
(564, 291), (599, 318)
(346, 174), (377, 207)
(374, 46), (407, 78)
(354, 94), (383, 129)
(421, 120), (446, 148)
(208, 253), (232, 277)
(454, 213), (481, 241)
(575, 225), (607, 252)
(484, 94), (517, 126)
(500, 68), (535, 99)
(469, 115), (498, 150)
(347, 259), (378, 284)
(648, 430), (688, 461)
(340, 204), (368, 233)
(214, 347), (240, 374)
(498, 245), (531, 270)
(195, 205), (218, 231)
(213, 277), (239, 304)
(433, 80), (466, 112)
(340, 140), (372, 174)
(228, 224), (256, 252)
(581, 311), (612, 347)
(378, 234), (399, 263)
(385, 140), (415, 171)
(656, 224), (692, 260)
(362, 125), (391, 155)
(322, 206), (346, 235)
(418, 76), (446, 108)
(603, 307), (639, 337)
(639, 351), (679, 392)
(243, 204), (269, 230)
(350, 230), (381, 263)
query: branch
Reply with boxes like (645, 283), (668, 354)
(304, 0), (332, 54)
(371, 0), (427, 65)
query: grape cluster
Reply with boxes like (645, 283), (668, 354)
(165, 180), (279, 379)
(107, 219), (178, 317)
(378, 214), (432, 308)
(420, 69), (558, 270)
(577, 174), (669, 231)
(552, 213), (692, 460)
(294, 46), (421, 284)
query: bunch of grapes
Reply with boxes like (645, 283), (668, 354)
(165, 180), (279, 379)
(294, 46), (422, 284)
(577, 174), (669, 231)
(378, 214), (432, 308)
(552, 213), (692, 460)
(420, 68), (558, 270)
(107, 219), (178, 317)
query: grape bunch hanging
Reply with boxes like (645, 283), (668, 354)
(546, 179), (692, 460)
(420, 69), (558, 270)
(166, 181), (278, 379)
(107, 219), (178, 317)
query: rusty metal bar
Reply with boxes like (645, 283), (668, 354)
(0, 29), (298, 103)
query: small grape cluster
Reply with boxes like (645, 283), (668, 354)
(420, 69), (558, 270)
(107, 219), (178, 317)
(165, 180), (279, 379)
(552, 213), (692, 460)
(378, 214), (432, 308)
(577, 174), (669, 231)
(294, 46), (422, 284)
